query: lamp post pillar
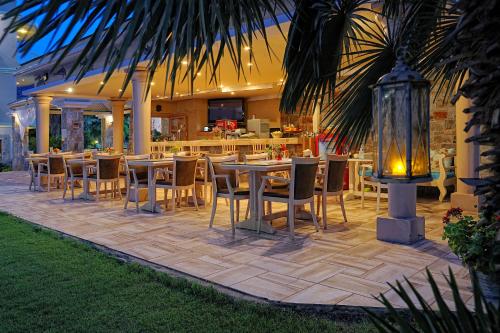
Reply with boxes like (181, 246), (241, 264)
(33, 95), (52, 153)
(377, 183), (425, 244)
(131, 68), (151, 155)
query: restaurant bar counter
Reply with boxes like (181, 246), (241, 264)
(150, 137), (306, 158)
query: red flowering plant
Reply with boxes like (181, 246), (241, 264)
(442, 207), (499, 278)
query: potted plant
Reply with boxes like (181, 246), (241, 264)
(442, 207), (500, 306)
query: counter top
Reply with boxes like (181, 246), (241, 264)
(150, 137), (301, 147)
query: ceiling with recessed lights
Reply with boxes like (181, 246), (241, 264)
(18, 22), (290, 102)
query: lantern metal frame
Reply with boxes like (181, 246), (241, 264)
(371, 58), (432, 184)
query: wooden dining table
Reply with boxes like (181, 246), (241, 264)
(220, 159), (295, 234)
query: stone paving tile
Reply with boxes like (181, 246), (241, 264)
(283, 284), (353, 304)
(321, 273), (391, 298)
(0, 171), (473, 309)
(232, 276), (303, 301)
(206, 265), (267, 287)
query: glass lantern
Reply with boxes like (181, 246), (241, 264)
(371, 59), (432, 183)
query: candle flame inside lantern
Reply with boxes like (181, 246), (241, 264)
(393, 161), (406, 176)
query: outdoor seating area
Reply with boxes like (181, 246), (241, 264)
(0, 169), (472, 309)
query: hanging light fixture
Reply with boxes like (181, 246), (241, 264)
(371, 57), (432, 183)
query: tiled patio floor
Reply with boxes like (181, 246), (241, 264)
(0, 171), (472, 309)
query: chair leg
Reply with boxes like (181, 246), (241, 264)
(164, 189), (169, 210)
(322, 192), (328, 229)
(316, 194), (321, 216)
(257, 197), (264, 234)
(229, 198), (235, 235)
(135, 185), (139, 213)
(309, 201), (319, 232)
(235, 200), (240, 222)
(245, 203), (250, 220)
(96, 181), (100, 201)
(360, 179), (365, 208)
(63, 176), (68, 199)
(71, 177), (75, 200)
(287, 203), (295, 240)
(376, 185), (381, 214)
(192, 187), (199, 211)
(124, 181), (130, 209)
(117, 181), (122, 199)
(340, 194), (347, 222)
(47, 175), (51, 192)
(209, 194), (217, 228)
(203, 184), (208, 208)
(172, 188), (176, 213)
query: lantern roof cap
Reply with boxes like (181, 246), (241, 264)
(376, 58), (428, 85)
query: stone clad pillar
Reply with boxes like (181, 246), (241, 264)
(451, 96), (481, 212)
(61, 108), (84, 152)
(33, 95), (52, 153)
(131, 68), (151, 154)
(110, 98), (127, 153)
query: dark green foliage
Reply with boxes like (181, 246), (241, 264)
(84, 115), (102, 149)
(365, 268), (500, 332)
(0, 212), (374, 332)
(447, 0), (500, 220)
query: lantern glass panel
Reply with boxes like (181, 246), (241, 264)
(410, 84), (430, 177)
(380, 83), (408, 178)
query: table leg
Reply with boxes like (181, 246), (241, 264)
(78, 165), (95, 200)
(235, 170), (275, 234)
(140, 166), (162, 213)
(344, 160), (357, 201)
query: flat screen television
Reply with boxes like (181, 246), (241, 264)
(208, 98), (245, 124)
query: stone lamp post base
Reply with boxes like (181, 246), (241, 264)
(376, 183), (425, 244)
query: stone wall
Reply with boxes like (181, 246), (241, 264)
(430, 91), (455, 151)
(61, 108), (84, 152)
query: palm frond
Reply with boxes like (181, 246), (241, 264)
(1, 0), (290, 97)
(365, 268), (500, 332)
(280, 0), (373, 114)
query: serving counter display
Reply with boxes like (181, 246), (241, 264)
(150, 137), (305, 158)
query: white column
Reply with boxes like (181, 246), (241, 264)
(451, 96), (481, 212)
(33, 95), (52, 153)
(110, 98), (127, 153)
(131, 68), (151, 154)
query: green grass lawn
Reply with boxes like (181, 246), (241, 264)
(0, 212), (376, 332)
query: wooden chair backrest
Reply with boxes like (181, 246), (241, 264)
(323, 154), (348, 193)
(173, 155), (199, 186)
(290, 157), (319, 200)
(207, 154), (239, 192)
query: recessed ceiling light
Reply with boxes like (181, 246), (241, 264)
(279, 78), (284, 82)
(197, 72), (201, 76)
(100, 81), (104, 85)
(150, 82), (155, 86)
(156, 94), (160, 98)
(181, 60), (188, 65)
(17, 28), (28, 34)
(230, 91), (235, 95)
(118, 89), (123, 92)
(246, 82), (251, 85)
(16, 81), (19, 85)
(244, 46), (251, 51)
(66, 87), (73, 93)
(196, 89), (200, 92)
(247, 62), (253, 67)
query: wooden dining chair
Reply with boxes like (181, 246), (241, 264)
(123, 154), (150, 212)
(314, 154), (348, 229)
(28, 153), (46, 191)
(258, 157), (320, 239)
(87, 155), (123, 201)
(207, 154), (249, 234)
(154, 155), (199, 212)
(38, 155), (66, 192)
